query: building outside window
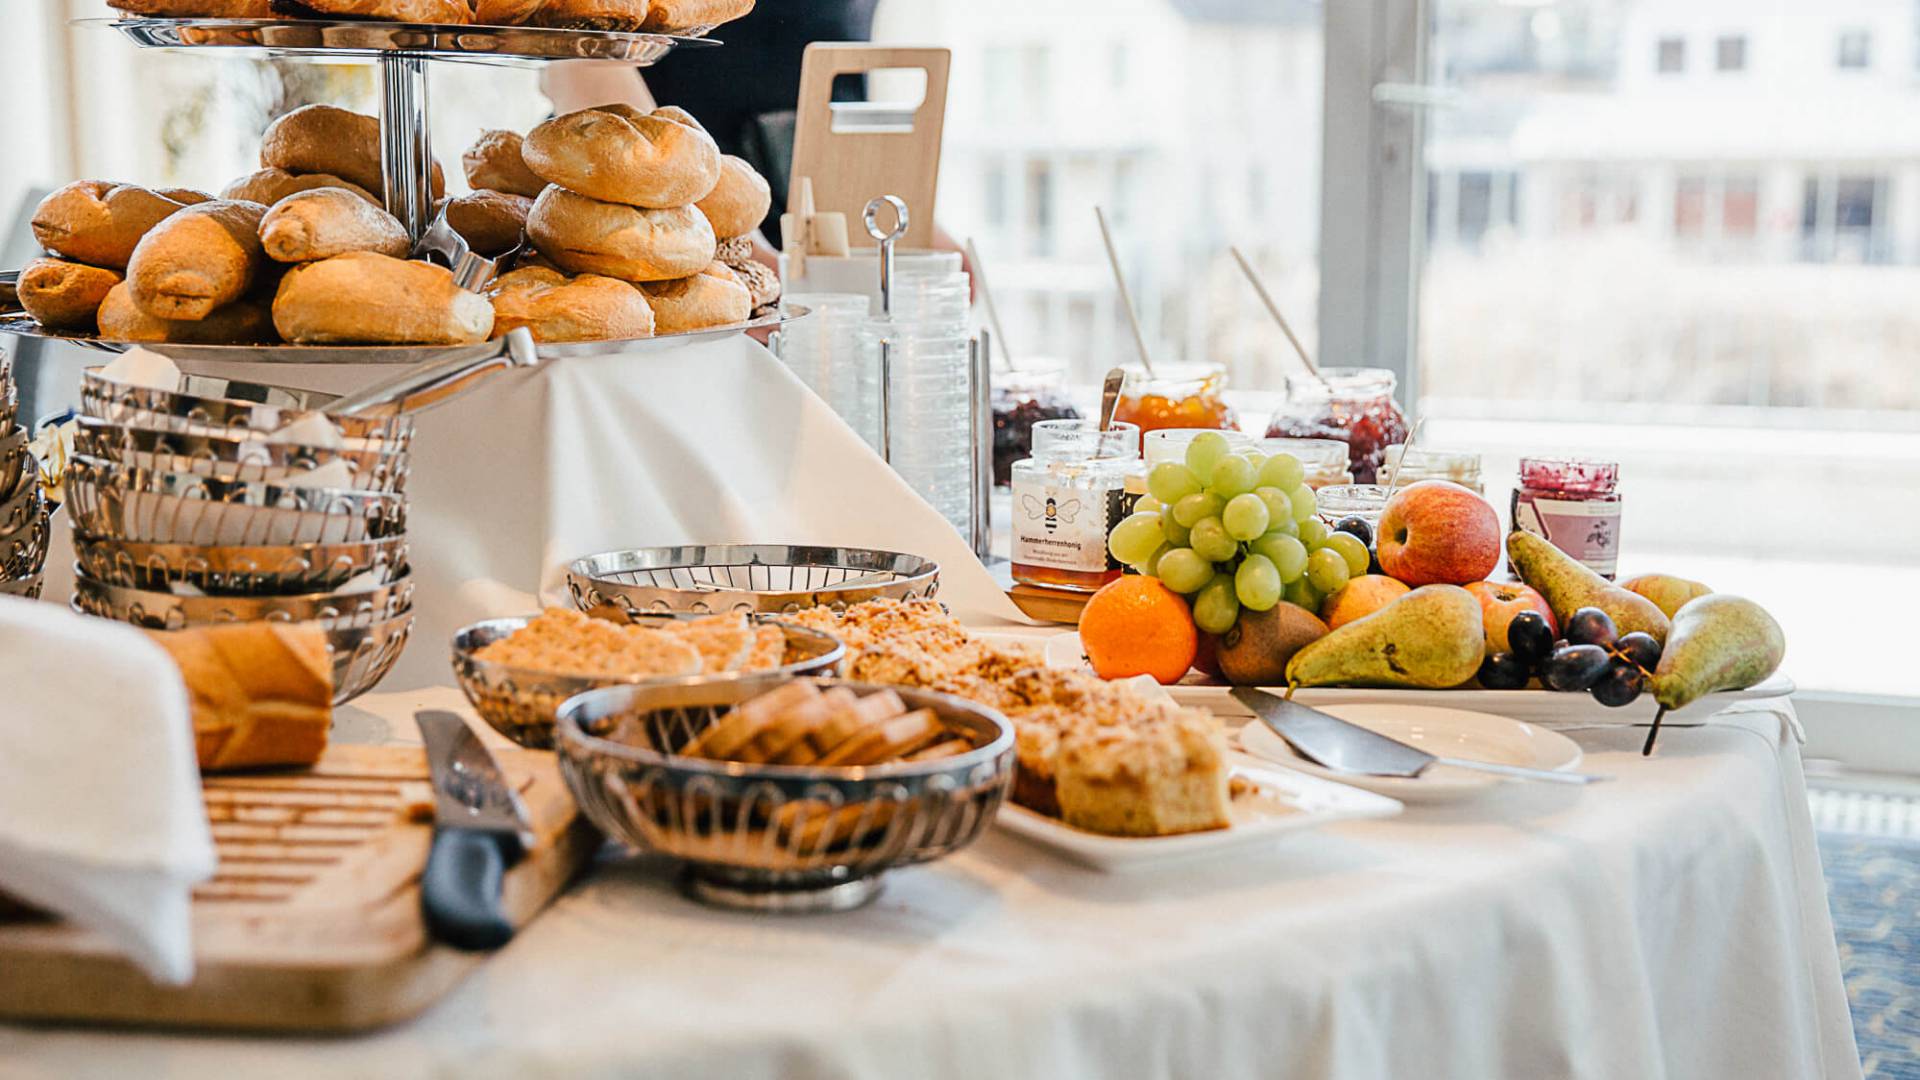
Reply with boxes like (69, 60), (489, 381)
(1656, 36), (1686, 73)
(1836, 28), (1872, 69)
(1715, 34), (1746, 72)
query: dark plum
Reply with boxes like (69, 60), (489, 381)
(1564, 607), (1618, 650)
(1333, 516), (1374, 548)
(1478, 652), (1532, 690)
(1506, 611), (1556, 669)
(1542, 644), (1611, 692)
(1612, 631), (1661, 672)
(1592, 661), (1648, 708)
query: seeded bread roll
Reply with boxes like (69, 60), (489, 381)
(273, 251), (494, 345)
(260, 104), (446, 201)
(641, 0), (754, 33)
(641, 261), (751, 333)
(527, 186), (715, 282)
(17, 258), (122, 332)
(293, 0), (471, 20)
(488, 266), (655, 342)
(528, 0), (648, 30)
(30, 181), (196, 270)
(461, 129), (547, 198)
(523, 103), (721, 210)
(696, 155), (771, 241)
(223, 167), (381, 208)
(260, 187), (411, 264)
(125, 199), (269, 321)
(439, 190), (532, 256)
(97, 282), (278, 345)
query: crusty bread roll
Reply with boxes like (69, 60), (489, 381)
(157, 188), (215, 206)
(260, 104), (446, 201)
(125, 199), (269, 321)
(528, 186), (716, 283)
(697, 155), (771, 240)
(523, 103), (721, 210)
(148, 623), (332, 773)
(462, 129), (547, 199)
(473, 0), (547, 25)
(223, 167), (380, 208)
(642, 261), (751, 333)
(17, 257), (122, 332)
(440, 190), (531, 256)
(529, 0), (648, 30)
(716, 236), (780, 309)
(274, 252), (494, 345)
(30, 181), (195, 270)
(97, 281), (278, 345)
(641, 0), (754, 32)
(488, 266), (654, 342)
(294, 0), (471, 20)
(260, 187), (411, 264)
(108, 0), (279, 15)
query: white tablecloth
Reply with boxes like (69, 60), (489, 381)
(0, 684), (1860, 1080)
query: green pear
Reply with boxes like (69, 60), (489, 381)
(1507, 531), (1671, 645)
(1285, 585), (1483, 690)
(1651, 594), (1785, 711)
(1621, 574), (1713, 619)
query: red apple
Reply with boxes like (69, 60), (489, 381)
(1464, 580), (1558, 654)
(1376, 480), (1501, 587)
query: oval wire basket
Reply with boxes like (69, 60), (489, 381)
(568, 544), (940, 619)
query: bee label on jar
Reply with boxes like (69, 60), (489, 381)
(1013, 483), (1124, 575)
(1009, 419), (1141, 593)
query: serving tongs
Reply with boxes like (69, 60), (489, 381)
(410, 204), (520, 294)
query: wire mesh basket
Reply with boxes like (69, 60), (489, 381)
(71, 418), (411, 493)
(327, 611), (414, 705)
(65, 456), (408, 546)
(72, 571), (414, 631)
(79, 369), (412, 448)
(556, 676), (1013, 912)
(452, 612), (846, 750)
(72, 534), (410, 596)
(567, 544), (940, 619)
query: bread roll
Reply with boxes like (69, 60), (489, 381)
(274, 252), (494, 345)
(529, 0), (648, 30)
(223, 167), (380, 208)
(108, 0), (279, 15)
(523, 104), (721, 210)
(488, 266), (654, 342)
(30, 181), (195, 270)
(260, 104), (446, 201)
(125, 199), (268, 321)
(642, 262), (751, 333)
(97, 282), (278, 345)
(697, 155), (771, 240)
(294, 0), (471, 20)
(148, 623), (332, 773)
(716, 237), (780, 309)
(641, 0), (754, 32)
(473, 0), (547, 25)
(461, 129), (545, 199)
(17, 258), (121, 332)
(440, 190), (531, 256)
(157, 188), (215, 206)
(528, 186), (715, 283)
(260, 187), (411, 264)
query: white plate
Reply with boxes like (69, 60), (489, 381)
(1041, 632), (1795, 728)
(1237, 703), (1584, 803)
(995, 760), (1402, 872)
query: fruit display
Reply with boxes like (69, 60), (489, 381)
(1621, 574), (1712, 619)
(1285, 585), (1485, 690)
(1506, 530), (1670, 644)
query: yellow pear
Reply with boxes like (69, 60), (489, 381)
(1285, 585), (1483, 690)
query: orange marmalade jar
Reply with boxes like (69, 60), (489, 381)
(1111, 362), (1236, 444)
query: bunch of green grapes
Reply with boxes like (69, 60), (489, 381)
(1107, 432), (1372, 635)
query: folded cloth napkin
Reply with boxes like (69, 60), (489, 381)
(0, 598), (214, 984)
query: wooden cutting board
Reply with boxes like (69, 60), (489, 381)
(789, 44), (951, 251)
(0, 742), (597, 1033)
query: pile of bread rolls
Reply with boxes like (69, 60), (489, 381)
(106, 0), (755, 35)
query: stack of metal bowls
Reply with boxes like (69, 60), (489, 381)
(66, 367), (416, 704)
(0, 355), (52, 600)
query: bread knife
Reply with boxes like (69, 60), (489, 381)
(416, 710), (535, 951)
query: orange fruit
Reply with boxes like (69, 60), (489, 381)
(1320, 575), (1411, 629)
(1079, 576), (1199, 685)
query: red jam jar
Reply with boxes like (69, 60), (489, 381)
(1511, 457), (1623, 580)
(1262, 368), (1409, 485)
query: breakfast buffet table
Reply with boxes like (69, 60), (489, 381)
(0, 682), (1859, 1080)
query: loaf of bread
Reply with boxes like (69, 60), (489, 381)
(462, 129), (547, 198)
(642, 261), (751, 333)
(440, 190), (532, 256)
(696, 155), (771, 240)
(528, 0), (648, 30)
(273, 252), (494, 345)
(260, 104), (446, 201)
(528, 186), (715, 282)
(489, 266), (655, 342)
(523, 103), (720, 210)
(97, 281), (278, 345)
(473, 0), (548, 26)
(148, 623), (333, 773)
(17, 258), (122, 332)
(293, 0), (471, 20)
(30, 181), (196, 270)
(125, 199), (269, 321)
(260, 187), (411, 264)
(223, 167), (381, 208)
(641, 0), (755, 33)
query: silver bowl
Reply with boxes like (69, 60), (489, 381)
(567, 544), (940, 619)
(0, 455), (42, 540)
(73, 534), (410, 596)
(555, 676), (1014, 912)
(452, 612), (845, 750)
(0, 497), (49, 580)
(80, 368), (412, 446)
(0, 570), (42, 601)
(65, 455), (407, 546)
(72, 570), (414, 631)
(72, 417), (410, 492)
(327, 611), (413, 705)
(0, 425), (26, 501)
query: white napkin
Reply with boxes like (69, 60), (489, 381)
(0, 598), (215, 984)
(97, 347), (183, 392)
(265, 411), (348, 449)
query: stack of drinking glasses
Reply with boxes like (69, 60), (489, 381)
(777, 293), (876, 444)
(865, 263), (975, 536)
(63, 365), (415, 704)
(0, 355), (52, 600)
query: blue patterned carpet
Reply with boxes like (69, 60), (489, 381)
(1820, 832), (1920, 1079)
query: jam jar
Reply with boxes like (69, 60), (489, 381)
(1112, 362), (1237, 443)
(1144, 428), (1257, 467)
(1381, 446), (1483, 494)
(1315, 484), (1390, 535)
(1257, 438), (1353, 488)
(1011, 419), (1143, 592)
(1511, 457), (1622, 579)
(991, 368), (1081, 487)
(1263, 368), (1409, 485)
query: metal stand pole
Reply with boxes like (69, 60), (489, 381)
(969, 329), (993, 560)
(378, 53), (434, 242)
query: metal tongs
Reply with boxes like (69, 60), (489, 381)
(411, 204), (518, 294)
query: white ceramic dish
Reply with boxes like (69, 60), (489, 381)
(996, 760), (1402, 872)
(1236, 703), (1585, 803)
(1041, 632), (1795, 728)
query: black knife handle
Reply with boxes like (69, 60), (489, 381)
(421, 828), (524, 951)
